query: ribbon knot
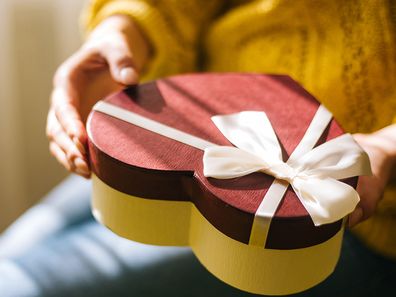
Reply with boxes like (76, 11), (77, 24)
(203, 111), (372, 226)
(264, 162), (301, 183)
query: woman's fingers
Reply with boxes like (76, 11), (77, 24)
(48, 14), (148, 175)
(49, 141), (90, 178)
(49, 142), (71, 171)
(74, 157), (91, 178)
(107, 53), (139, 85)
(51, 87), (87, 151)
(349, 132), (392, 227)
(348, 206), (363, 228)
(46, 110), (90, 177)
(49, 50), (92, 176)
(47, 109), (81, 158)
(51, 50), (94, 144)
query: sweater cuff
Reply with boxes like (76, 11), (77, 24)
(82, 1), (195, 81)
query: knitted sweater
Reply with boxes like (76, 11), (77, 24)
(84, 0), (396, 259)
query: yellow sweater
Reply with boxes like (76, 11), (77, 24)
(84, 0), (396, 259)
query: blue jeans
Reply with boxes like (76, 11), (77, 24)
(0, 175), (395, 297)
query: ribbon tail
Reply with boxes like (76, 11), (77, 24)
(291, 177), (360, 226)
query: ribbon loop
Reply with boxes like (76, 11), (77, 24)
(212, 111), (283, 162)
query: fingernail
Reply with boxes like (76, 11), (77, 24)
(73, 137), (86, 155)
(75, 167), (91, 178)
(120, 67), (138, 85)
(74, 156), (89, 167)
(67, 150), (83, 164)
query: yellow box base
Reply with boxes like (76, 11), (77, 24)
(92, 174), (343, 295)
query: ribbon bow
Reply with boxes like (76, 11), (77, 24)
(203, 111), (372, 226)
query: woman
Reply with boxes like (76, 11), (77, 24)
(1, 1), (396, 296)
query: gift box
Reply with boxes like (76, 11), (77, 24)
(87, 73), (370, 295)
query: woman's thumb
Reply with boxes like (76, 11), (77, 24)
(105, 46), (139, 85)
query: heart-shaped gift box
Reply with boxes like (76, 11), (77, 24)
(87, 73), (370, 295)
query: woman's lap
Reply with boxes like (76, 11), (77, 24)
(0, 176), (395, 297)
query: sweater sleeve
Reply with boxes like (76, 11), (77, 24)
(82, 0), (225, 81)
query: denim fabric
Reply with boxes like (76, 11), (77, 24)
(0, 176), (395, 297)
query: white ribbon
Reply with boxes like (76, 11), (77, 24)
(203, 111), (372, 227)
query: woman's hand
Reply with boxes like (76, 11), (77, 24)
(349, 127), (396, 227)
(46, 15), (150, 178)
